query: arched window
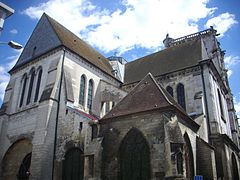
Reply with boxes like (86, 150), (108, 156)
(79, 75), (86, 106)
(166, 86), (174, 97)
(119, 128), (150, 180)
(20, 74), (28, 107)
(34, 68), (42, 102)
(177, 83), (186, 110)
(26, 69), (35, 105)
(217, 89), (224, 119)
(87, 79), (93, 110)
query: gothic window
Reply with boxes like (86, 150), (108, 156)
(87, 79), (93, 110)
(26, 69), (35, 105)
(177, 83), (186, 110)
(79, 75), (86, 106)
(18, 153), (32, 180)
(34, 68), (42, 102)
(62, 148), (84, 180)
(217, 89), (224, 119)
(119, 128), (150, 180)
(20, 74), (28, 107)
(166, 86), (174, 97)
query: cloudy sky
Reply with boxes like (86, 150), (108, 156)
(0, 0), (240, 117)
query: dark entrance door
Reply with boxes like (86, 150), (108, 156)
(62, 148), (84, 180)
(119, 128), (150, 180)
(17, 152), (32, 180)
(232, 153), (239, 180)
(184, 134), (194, 180)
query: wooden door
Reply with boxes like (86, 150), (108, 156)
(63, 148), (84, 180)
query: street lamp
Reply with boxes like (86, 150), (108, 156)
(0, 40), (23, 49)
(0, 2), (14, 33)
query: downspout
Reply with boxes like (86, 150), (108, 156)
(200, 63), (212, 144)
(52, 47), (66, 180)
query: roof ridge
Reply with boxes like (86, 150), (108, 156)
(127, 38), (200, 66)
(147, 73), (173, 106)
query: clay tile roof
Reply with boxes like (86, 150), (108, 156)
(124, 39), (204, 84)
(45, 14), (115, 78)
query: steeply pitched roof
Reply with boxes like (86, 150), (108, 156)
(124, 39), (208, 84)
(102, 73), (181, 118)
(10, 13), (115, 78)
(101, 73), (199, 130)
(45, 14), (114, 77)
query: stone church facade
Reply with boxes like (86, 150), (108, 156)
(0, 13), (239, 180)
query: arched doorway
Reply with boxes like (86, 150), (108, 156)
(62, 148), (84, 180)
(231, 153), (239, 180)
(18, 153), (32, 180)
(184, 133), (194, 180)
(1, 139), (32, 180)
(119, 128), (150, 180)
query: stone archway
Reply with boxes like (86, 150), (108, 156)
(231, 153), (239, 180)
(62, 148), (84, 180)
(1, 139), (32, 180)
(119, 128), (150, 180)
(184, 133), (194, 180)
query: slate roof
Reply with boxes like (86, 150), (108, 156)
(10, 13), (115, 78)
(101, 73), (199, 131)
(124, 39), (208, 84)
(45, 14), (114, 77)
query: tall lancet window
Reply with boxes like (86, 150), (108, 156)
(20, 74), (28, 107)
(87, 79), (94, 110)
(34, 68), (42, 102)
(217, 89), (224, 119)
(26, 69), (35, 105)
(79, 75), (86, 106)
(166, 86), (174, 97)
(177, 83), (186, 110)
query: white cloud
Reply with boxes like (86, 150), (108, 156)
(233, 97), (240, 119)
(224, 56), (240, 77)
(205, 12), (237, 37)
(0, 53), (21, 102)
(10, 29), (18, 34)
(23, 0), (216, 54)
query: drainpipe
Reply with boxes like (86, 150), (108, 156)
(52, 47), (66, 180)
(200, 63), (212, 144)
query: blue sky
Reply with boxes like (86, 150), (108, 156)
(0, 0), (240, 117)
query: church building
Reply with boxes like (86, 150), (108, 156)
(0, 13), (239, 180)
